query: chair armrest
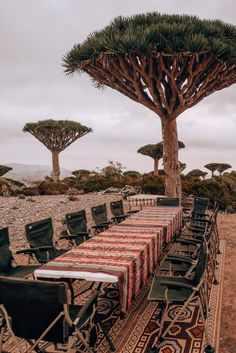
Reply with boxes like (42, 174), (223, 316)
(165, 255), (194, 264)
(192, 212), (209, 217)
(111, 215), (128, 221)
(175, 238), (201, 245)
(160, 280), (194, 290)
(16, 246), (53, 255)
(91, 222), (112, 229)
(191, 218), (211, 224)
(60, 232), (89, 240)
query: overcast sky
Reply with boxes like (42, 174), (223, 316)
(1, 0), (236, 175)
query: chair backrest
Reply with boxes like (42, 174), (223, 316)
(91, 204), (108, 225)
(192, 197), (209, 215)
(0, 276), (68, 342)
(193, 241), (208, 287)
(156, 197), (180, 207)
(65, 210), (88, 234)
(0, 276), (100, 345)
(110, 200), (124, 217)
(0, 227), (13, 273)
(25, 218), (54, 248)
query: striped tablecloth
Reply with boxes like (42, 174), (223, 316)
(127, 194), (164, 209)
(34, 206), (182, 311)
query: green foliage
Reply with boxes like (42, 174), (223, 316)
(61, 176), (77, 187)
(182, 175), (236, 209)
(23, 119), (92, 152)
(64, 13), (236, 73)
(137, 141), (185, 160)
(100, 161), (125, 178)
(72, 169), (91, 179)
(216, 163), (232, 175)
(23, 119), (92, 133)
(187, 169), (208, 178)
(22, 186), (39, 196)
(0, 165), (12, 177)
(123, 170), (141, 178)
(204, 162), (232, 176)
(204, 163), (219, 176)
(82, 175), (125, 193)
(37, 181), (69, 195)
(141, 175), (165, 194)
(0, 179), (14, 196)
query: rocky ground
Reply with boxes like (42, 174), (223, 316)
(0, 194), (235, 352)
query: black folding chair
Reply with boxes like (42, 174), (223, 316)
(0, 227), (39, 278)
(91, 204), (113, 234)
(156, 197), (180, 207)
(17, 218), (70, 264)
(61, 210), (91, 246)
(110, 200), (130, 223)
(148, 241), (214, 353)
(0, 278), (115, 353)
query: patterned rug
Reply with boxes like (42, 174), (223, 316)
(96, 240), (225, 353)
(1, 241), (225, 353)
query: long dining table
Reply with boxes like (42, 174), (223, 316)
(34, 206), (182, 312)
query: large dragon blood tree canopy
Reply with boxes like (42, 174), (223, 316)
(63, 13), (236, 197)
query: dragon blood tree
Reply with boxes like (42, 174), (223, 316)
(216, 163), (232, 175)
(188, 168), (208, 179)
(204, 163), (219, 177)
(63, 13), (236, 197)
(23, 119), (92, 182)
(0, 165), (12, 177)
(137, 141), (185, 176)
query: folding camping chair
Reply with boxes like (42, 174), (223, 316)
(0, 227), (39, 278)
(0, 278), (115, 353)
(17, 218), (70, 264)
(148, 241), (214, 353)
(91, 204), (113, 234)
(186, 196), (209, 220)
(61, 210), (91, 246)
(110, 199), (131, 223)
(156, 197), (180, 207)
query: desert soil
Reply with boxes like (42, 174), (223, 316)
(0, 194), (235, 352)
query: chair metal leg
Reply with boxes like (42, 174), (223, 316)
(98, 321), (116, 351)
(149, 302), (168, 352)
(76, 331), (94, 353)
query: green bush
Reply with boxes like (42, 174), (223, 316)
(37, 181), (69, 195)
(140, 175), (165, 194)
(82, 175), (125, 193)
(182, 175), (236, 209)
(22, 186), (40, 196)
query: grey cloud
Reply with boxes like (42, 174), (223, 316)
(1, 0), (236, 173)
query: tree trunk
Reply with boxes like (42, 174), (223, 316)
(154, 158), (159, 176)
(51, 151), (60, 183)
(161, 119), (181, 198)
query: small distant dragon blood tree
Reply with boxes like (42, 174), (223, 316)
(64, 13), (236, 197)
(137, 141), (185, 176)
(188, 169), (208, 179)
(0, 165), (12, 177)
(216, 163), (232, 175)
(23, 119), (92, 182)
(204, 163), (220, 177)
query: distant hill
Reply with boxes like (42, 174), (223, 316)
(5, 163), (72, 183)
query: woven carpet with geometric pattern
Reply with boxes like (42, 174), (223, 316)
(94, 241), (225, 353)
(2, 241), (225, 353)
